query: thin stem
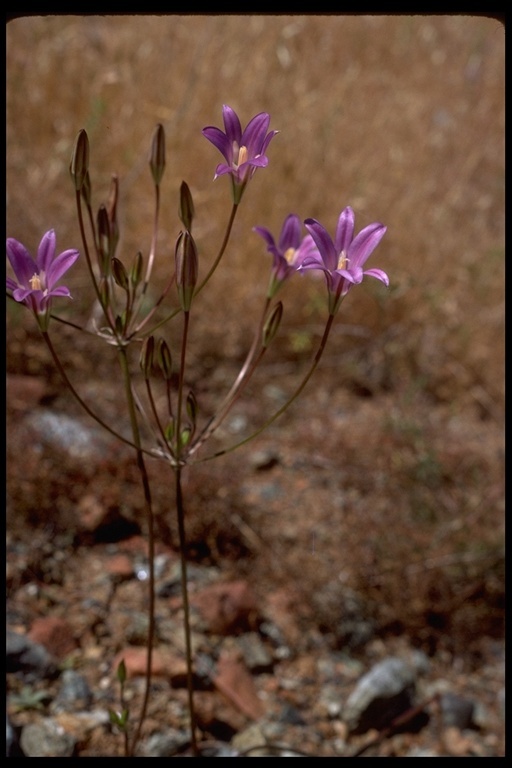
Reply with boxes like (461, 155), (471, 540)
(117, 347), (156, 759)
(195, 313), (336, 462)
(75, 190), (114, 330)
(175, 464), (199, 756)
(188, 297), (271, 458)
(193, 203), (238, 296)
(145, 377), (176, 462)
(175, 310), (190, 457)
(41, 331), (144, 452)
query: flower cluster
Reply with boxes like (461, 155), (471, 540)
(202, 104), (278, 204)
(6, 229), (79, 329)
(6, 104), (391, 759)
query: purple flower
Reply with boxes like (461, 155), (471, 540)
(301, 207), (388, 313)
(6, 229), (79, 325)
(202, 105), (278, 203)
(254, 214), (320, 297)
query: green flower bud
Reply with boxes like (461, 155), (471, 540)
(130, 251), (144, 288)
(81, 170), (92, 207)
(112, 257), (129, 291)
(175, 230), (198, 312)
(69, 129), (89, 191)
(97, 205), (111, 274)
(139, 335), (155, 379)
(149, 124), (166, 186)
(186, 390), (198, 427)
(156, 338), (173, 380)
(179, 181), (195, 231)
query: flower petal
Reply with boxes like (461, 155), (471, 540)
(253, 226), (276, 250)
(222, 105), (242, 143)
(278, 214), (301, 251)
(363, 267), (389, 286)
(335, 207), (355, 255)
(242, 112), (271, 155)
(304, 219), (338, 272)
(6, 237), (37, 286)
(46, 248), (80, 287)
(36, 229), (56, 272)
(202, 127), (232, 162)
(348, 223), (387, 269)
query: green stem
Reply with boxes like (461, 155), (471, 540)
(75, 190), (114, 329)
(195, 313), (336, 462)
(41, 331), (143, 452)
(193, 203), (238, 296)
(117, 347), (156, 759)
(175, 464), (199, 756)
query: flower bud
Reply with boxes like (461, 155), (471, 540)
(97, 205), (111, 274)
(149, 124), (166, 186)
(262, 301), (283, 348)
(130, 251), (144, 288)
(140, 335), (155, 379)
(69, 129), (90, 191)
(156, 338), (173, 381)
(81, 170), (92, 207)
(112, 257), (129, 291)
(179, 426), (192, 448)
(164, 419), (175, 443)
(175, 230), (198, 312)
(186, 390), (198, 427)
(107, 175), (120, 258)
(179, 181), (195, 231)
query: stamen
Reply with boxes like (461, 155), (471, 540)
(237, 145), (248, 166)
(337, 251), (349, 270)
(284, 247), (296, 264)
(29, 273), (43, 291)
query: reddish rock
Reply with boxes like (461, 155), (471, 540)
(112, 646), (187, 680)
(190, 580), (259, 635)
(213, 649), (265, 721)
(105, 553), (134, 579)
(28, 616), (79, 659)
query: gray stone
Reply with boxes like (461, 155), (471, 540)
(6, 628), (58, 680)
(343, 656), (417, 734)
(19, 718), (77, 757)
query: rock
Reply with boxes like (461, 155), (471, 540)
(6, 628), (58, 680)
(111, 646), (187, 682)
(190, 580), (259, 635)
(440, 691), (475, 730)
(343, 656), (417, 735)
(51, 669), (93, 713)
(28, 616), (79, 660)
(235, 632), (274, 673)
(138, 728), (190, 757)
(19, 718), (77, 757)
(212, 648), (265, 720)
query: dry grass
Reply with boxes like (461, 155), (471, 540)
(6, 15), (505, 652)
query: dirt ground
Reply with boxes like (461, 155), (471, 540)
(6, 14), (504, 757)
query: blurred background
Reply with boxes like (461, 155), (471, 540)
(6, 15), (504, 655)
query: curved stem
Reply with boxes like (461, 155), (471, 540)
(193, 203), (238, 296)
(75, 190), (115, 330)
(188, 297), (271, 458)
(175, 464), (199, 756)
(195, 313), (336, 462)
(175, 310), (190, 457)
(117, 347), (156, 758)
(41, 331), (144, 452)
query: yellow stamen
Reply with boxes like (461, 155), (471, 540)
(284, 247), (296, 265)
(337, 251), (349, 270)
(29, 273), (42, 291)
(237, 145), (248, 166)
